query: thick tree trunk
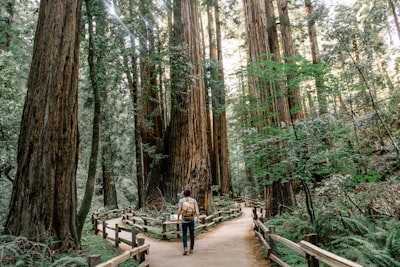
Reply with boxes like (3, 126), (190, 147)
(165, 0), (212, 213)
(243, 0), (295, 216)
(5, 0), (82, 251)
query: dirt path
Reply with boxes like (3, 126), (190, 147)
(106, 206), (270, 267)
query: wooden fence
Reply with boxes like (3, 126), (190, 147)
(252, 207), (364, 267)
(90, 204), (242, 266)
(117, 206), (242, 240)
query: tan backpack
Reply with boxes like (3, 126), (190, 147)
(182, 198), (195, 221)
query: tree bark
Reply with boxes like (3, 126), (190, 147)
(215, 0), (232, 195)
(277, 0), (304, 121)
(77, 0), (101, 239)
(305, 0), (327, 115)
(165, 0), (212, 213)
(206, 0), (219, 191)
(5, 0), (82, 251)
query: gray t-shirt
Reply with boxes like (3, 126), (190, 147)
(179, 197), (198, 223)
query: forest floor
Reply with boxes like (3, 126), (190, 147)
(105, 206), (270, 267)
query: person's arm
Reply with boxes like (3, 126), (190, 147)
(177, 203), (182, 221)
(195, 203), (200, 223)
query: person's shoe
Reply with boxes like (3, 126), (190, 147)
(183, 249), (188, 255)
(189, 249), (193, 254)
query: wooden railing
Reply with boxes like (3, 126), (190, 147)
(119, 206), (242, 240)
(90, 204), (242, 266)
(88, 243), (150, 267)
(251, 207), (364, 267)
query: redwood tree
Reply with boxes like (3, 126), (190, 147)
(164, 0), (212, 213)
(4, 0), (82, 250)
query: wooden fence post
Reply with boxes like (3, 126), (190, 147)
(131, 227), (137, 248)
(88, 255), (101, 267)
(304, 234), (319, 267)
(102, 220), (107, 239)
(93, 216), (99, 234)
(162, 219), (167, 240)
(176, 222), (181, 238)
(115, 224), (120, 247)
(144, 218), (148, 232)
(253, 207), (258, 220)
(269, 226), (277, 256)
(136, 238), (146, 263)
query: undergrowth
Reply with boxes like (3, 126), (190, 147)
(0, 231), (138, 266)
(266, 175), (400, 267)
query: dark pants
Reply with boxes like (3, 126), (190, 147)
(182, 220), (195, 250)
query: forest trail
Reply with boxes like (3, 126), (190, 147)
(105, 206), (270, 267)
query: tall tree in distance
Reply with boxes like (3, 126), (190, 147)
(242, 0), (295, 217)
(77, 0), (102, 238)
(0, 0), (15, 49)
(305, 0), (327, 115)
(205, 0), (219, 191)
(214, 0), (231, 195)
(4, 0), (82, 251)
(277, 0), (304, 121)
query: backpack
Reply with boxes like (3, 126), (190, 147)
(182, 198), (195, 221)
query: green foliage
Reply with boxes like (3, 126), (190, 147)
(353, 171), (382, 183)
(0, 231), (142, 267)
(265, 173), (400, 266)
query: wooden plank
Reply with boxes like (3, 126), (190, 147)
(212, 216), (224, 222)
(142, 216), (162, 223)
(206, 221), (215, 228)
(258, 221), (269, 235)
(163, 221), (181, 225)
(141, 225), (161, 233)
(195, 224), (207, 230)
(96, 244), (150, 267)
(137, 260), (150, 267)
(269, 233), (306, 258)
(162, 231), (181, 236)
(299, 241), (364, 267)
(254, 230), (271, 251)
(269, 253), (290, 267)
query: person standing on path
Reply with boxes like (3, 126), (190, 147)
(177, 189), (200, 256)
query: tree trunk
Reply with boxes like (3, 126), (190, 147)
(215, 0), (232, 195)
(77, 0), (102, 239)
(165, 0), (212, 213)
(277, 0), (304, 121)
(265, 0), (290, 127)
(102, 142), (118, 209)
(389, 0), (400, 43)
(0, 0), (15, 49)
(5, 0), (82, 251)
(206, 0), (219, 191)
(243, 0), (295, 216)
(305, 0), (327, 115)
(138, 0), (164, 209)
